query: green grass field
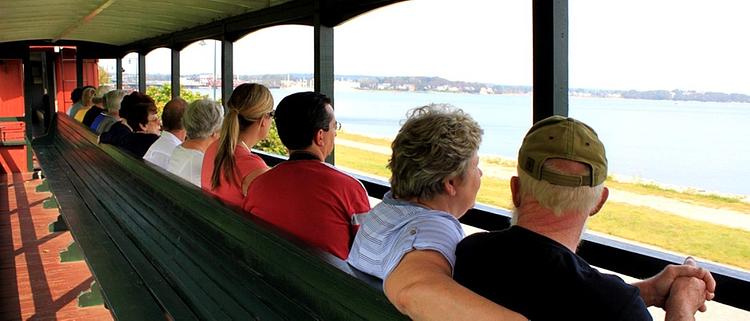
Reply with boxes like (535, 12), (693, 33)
(335, 132), (750, 270)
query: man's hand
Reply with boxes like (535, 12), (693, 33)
(664, 276), (707, 321)
(633, 257), (716, 308)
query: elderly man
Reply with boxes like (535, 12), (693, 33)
(347, 104), (525, 321)
(453, 115), (716, 321)
(91, 89), (126, 134)
(242, 92), (370, 260)
(144, 97), (187, 168)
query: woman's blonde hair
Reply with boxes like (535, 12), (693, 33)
(211, 83), (273, 188)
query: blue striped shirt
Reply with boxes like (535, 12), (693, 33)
(347, 191), (465, 282)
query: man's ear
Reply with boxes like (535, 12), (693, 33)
(510, 176), (521, 207)
(314, 129), (325, 147)
(139, 123), (148, 132)
(590, 186), (609, 217)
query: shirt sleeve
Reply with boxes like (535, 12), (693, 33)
(383, 214), (464, 279)
(348, 182), (372, 225)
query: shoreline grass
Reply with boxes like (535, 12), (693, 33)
(338, 131), (750, 213)
(335, 131), (750, 270)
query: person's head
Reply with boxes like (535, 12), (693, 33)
(183, 99), (224, 140)
(92, 85), (112, 106)
(120, 91), (155, 121)
(104, 89), (126, 115)
(81, 86), (96, 106)
(389, 104), (483, 215)
(70, 87), (83, 103)
(211, 83), (274, 188)
(125, 101), (159, 134)
(512, 116), (609, 222)
(161, 97), (187, 133)
(274, 91), (335, 157)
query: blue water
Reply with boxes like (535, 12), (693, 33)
(194, 87), (750, 196)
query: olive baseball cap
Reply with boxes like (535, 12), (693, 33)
(518, 115), (607, 187)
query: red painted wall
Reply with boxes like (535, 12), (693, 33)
(0, 59), (27, 173)
(0, 59), (24, 118)
(56, 49), (99, 114)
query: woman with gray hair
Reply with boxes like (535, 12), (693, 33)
(167, 99), (225, 187)
(92, 89), (126, 134)
(347, 104), (524, 321)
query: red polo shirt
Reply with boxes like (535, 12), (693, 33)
(243, 152), (370, 259)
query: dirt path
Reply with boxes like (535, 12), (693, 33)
(336, 138), (750, 232)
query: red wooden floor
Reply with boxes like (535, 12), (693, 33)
(0, 173), (113, 321)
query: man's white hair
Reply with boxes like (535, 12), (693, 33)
(516, 160), (604, 219)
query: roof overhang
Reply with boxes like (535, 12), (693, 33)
(0, 0), (403, 58)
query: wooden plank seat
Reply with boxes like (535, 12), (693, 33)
(32, 112), (406, 321)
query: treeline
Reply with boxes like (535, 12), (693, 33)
(572, 88), (750, 103)
(145, 73), (750, 103)
(349, 75), (531, 94)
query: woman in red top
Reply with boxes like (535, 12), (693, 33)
(201, 83), (274, 208)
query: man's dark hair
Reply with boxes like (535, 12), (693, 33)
(70, 87), (83, 103)
(275, 92), (332, 150)
(120, 91), (154, 120)
(126, 102), (157, 132)
(161, 98), (187, 132)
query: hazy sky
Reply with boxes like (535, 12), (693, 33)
(111, 0), (750, 94)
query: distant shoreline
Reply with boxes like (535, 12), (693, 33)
(337, 131), (750, 202)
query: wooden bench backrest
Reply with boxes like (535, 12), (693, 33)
(34, 113), (406, 320)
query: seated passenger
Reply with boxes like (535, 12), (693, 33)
(82, 85), (111, 127)
(167, 99), (224, 187)
(66, 87), (85, 117)
(100, 91), (153, 146)
(453, 116), (716, 321)
(118, 101), (160, 158)
(91, 89), (126, 134)
(73, 86), (96, 122)
(144, 98), (187, 169)
(347, 104), (524, 321)
(243, 92), (370, 259)
(201, 83), (272, 208)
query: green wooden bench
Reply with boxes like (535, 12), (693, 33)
(32, 113), (406, 321)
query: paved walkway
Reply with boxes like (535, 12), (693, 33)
(336, 138), (750, 232)
(1, 173), (113, 321)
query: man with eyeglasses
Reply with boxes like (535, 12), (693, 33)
(242, 91), (370, 260)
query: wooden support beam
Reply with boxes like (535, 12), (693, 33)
(53, 0), (117, 42)
(116, 58), (123, 90)
(171, 49), (180, 99)
(76, 55), (84, 87)
(221, 39), (233, 107)
(532, 0), (568, 123)
(138, 52), (146, 93)
(314, 2), (334, 165)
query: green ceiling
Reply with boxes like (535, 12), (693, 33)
(0, 0), (291, 46)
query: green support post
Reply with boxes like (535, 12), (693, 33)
(60, 241), (84, 262)
(78, 281), (105, 307)
(36, 180), (50, 192)
(43, 196), (58, 209)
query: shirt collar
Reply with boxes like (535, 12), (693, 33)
(289, 150), (321, 161)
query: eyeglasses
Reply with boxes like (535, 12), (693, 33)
(268, 110), (275, 118)
(324, 121), (341, 132)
